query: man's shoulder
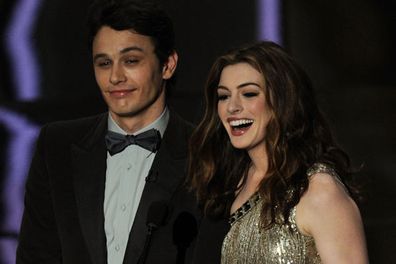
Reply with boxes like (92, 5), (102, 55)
(41, 113), (107, 141)
(168, 110), (194, 134)
(159, 110), (195, 158)
(46, 113), (105, 129)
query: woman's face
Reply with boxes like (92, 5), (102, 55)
(217, 63), (272, 153)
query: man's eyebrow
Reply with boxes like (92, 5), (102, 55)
(93, 46), (144, 62)
(120, 46), (144, 54)
(93, 53), (107, 62)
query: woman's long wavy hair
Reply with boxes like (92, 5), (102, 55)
(188, 41), (358, 227)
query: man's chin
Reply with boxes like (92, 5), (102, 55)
(110, 109), (140, 118)
(107, 93), (165, 120)
(109, 105), (153, 119)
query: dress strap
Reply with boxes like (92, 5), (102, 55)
(307, 162), (348, 192)
(229, 193), (260, 225)
(307, 162), (338, 178)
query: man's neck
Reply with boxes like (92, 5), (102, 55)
(110, 105), (166, 134)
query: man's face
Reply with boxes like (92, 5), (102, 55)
(92, 26), (176, 131)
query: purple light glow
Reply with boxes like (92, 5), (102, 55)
(0, 109), (39, 230)
(0, 108), (39, 263)
(257, 0), (282, 43)
(2, 0), (43, 262)
(5, 0), (43, 100)
(0, 238), (18, 264)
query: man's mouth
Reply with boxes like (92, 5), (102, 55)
(108, 89), (136, 98)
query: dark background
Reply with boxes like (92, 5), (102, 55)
(1, 0), (395, 263)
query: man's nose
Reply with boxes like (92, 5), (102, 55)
(110, 64), (126, 85)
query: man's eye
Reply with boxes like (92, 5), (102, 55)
(97, 60), (111, 67)
(243, 92), (258, 98)
(125, 59), (138, 64)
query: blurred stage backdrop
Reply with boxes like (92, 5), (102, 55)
(0, 0), (395, 263)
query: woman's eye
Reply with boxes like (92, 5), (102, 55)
(243, 92), (258, 98)
(217, 94), (229, 101)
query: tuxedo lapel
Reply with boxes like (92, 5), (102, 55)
(71, 114), (108, 264)
(123, 112), (191, 264)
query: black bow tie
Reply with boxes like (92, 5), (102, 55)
(105, 129), (161, 156)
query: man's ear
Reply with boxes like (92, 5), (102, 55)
(162, 51), (178, 80)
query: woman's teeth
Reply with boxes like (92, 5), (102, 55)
(230, 119), (254, 128)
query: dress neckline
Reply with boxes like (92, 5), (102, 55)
(229, 192), (261, 225)
(228, 163), (340, 226)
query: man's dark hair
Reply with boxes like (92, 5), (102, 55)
(87, 0), (175, 67)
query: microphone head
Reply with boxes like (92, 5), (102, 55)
(146, 201), (169, 229)
(173, 211), (198, 248)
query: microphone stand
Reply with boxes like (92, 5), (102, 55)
(137, 224), (155, 264)
(137, 201), (168, 264)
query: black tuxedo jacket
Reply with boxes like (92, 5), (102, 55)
(16, 111), (211, 264)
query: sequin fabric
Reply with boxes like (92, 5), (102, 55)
(221, 163), (338, 264)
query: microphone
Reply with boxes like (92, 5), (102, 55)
(137, 201), (168, 264)
(173, 212), (198, 264)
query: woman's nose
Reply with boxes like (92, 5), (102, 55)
(227, 96), (243, 114)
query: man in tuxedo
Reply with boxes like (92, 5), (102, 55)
(16, 1), (216, 263)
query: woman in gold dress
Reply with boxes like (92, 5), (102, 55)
(188, 41), (368, 263)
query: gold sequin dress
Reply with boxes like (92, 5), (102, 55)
(221, 163), (337, 264)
